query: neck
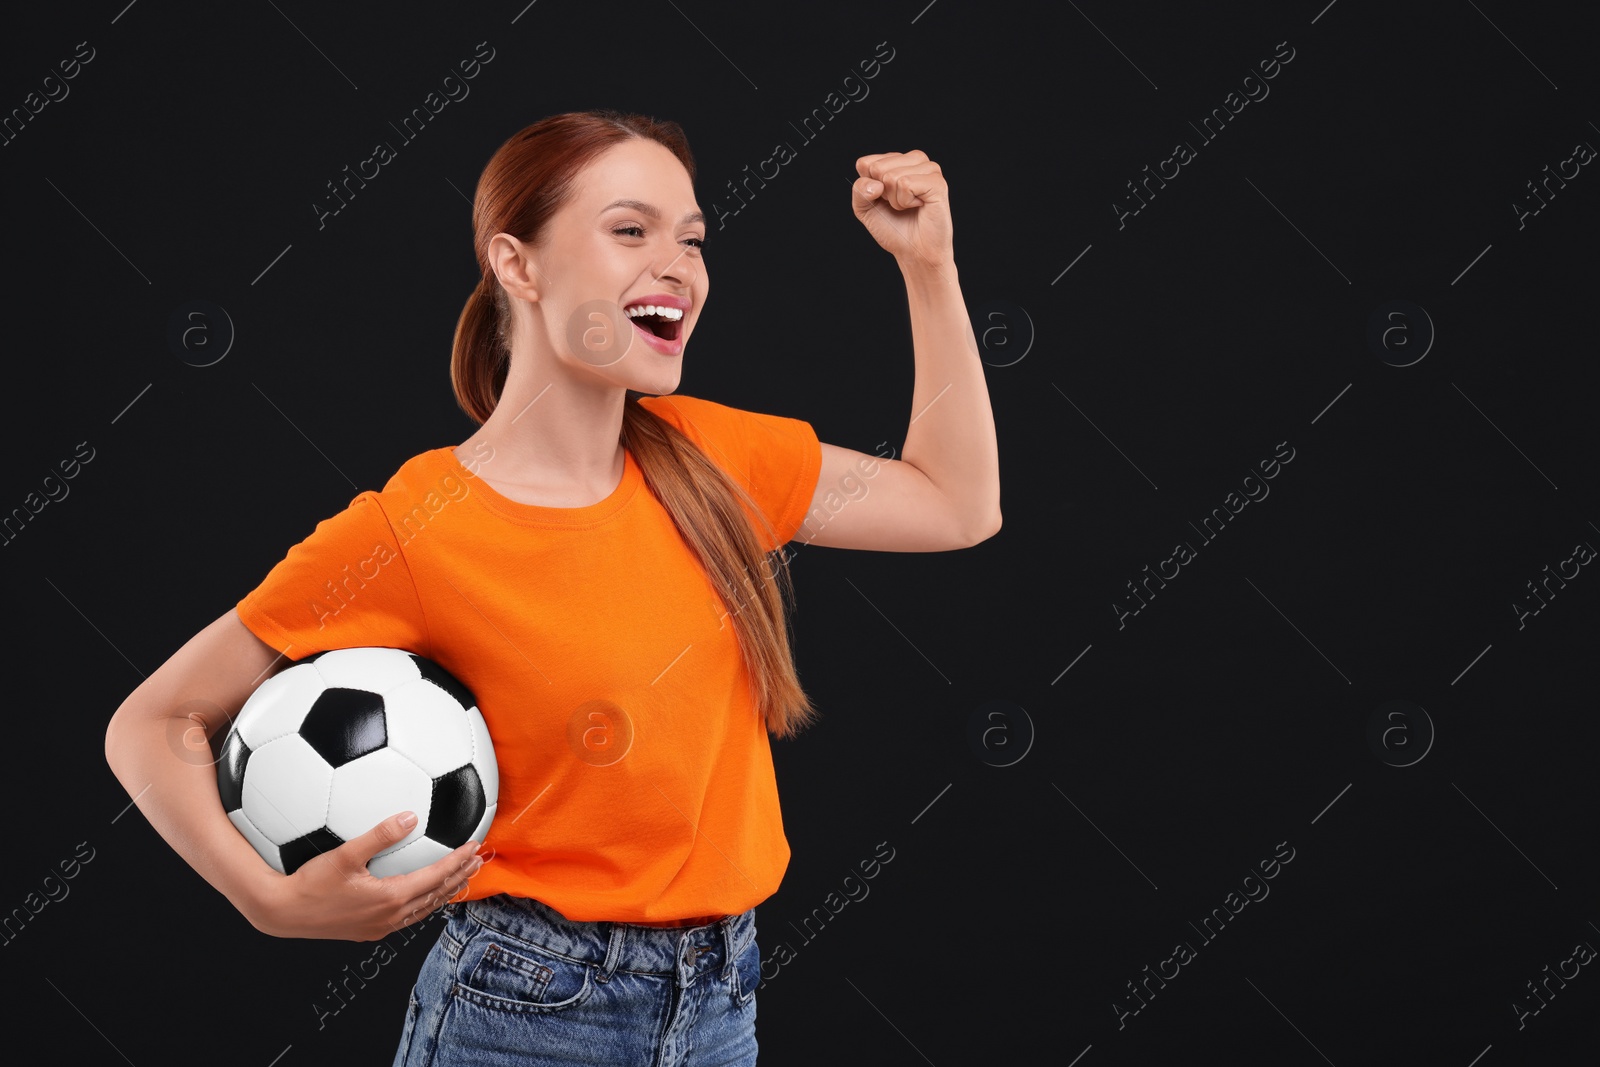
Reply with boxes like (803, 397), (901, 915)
(463, 360), (630, 497)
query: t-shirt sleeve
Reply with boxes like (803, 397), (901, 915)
(637, 393), (822, 554)
(234, 491), (431, 661)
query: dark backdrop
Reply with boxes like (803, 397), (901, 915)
(3, 1), (1597, 1064)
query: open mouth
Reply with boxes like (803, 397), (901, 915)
(624, 303), (685, 342)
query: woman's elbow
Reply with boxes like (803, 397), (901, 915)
(104, 704), (135, 779)
(965, 510), (1002, 546)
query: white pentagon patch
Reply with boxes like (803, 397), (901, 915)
(228, 807), (284, 875)
(367, 836), (453, 880)
(241, 735), (334, 846)
(237, 663), (328, 749)
(312, 646), (422, 695)
(326, 747), (433, 845)
(384, 677), (474, 777)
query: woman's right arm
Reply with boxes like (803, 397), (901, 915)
(103, 608), (483, 941)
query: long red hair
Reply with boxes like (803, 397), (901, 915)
(450, 110), (818, 739)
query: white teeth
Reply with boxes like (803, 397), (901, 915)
(625, 304), (684, 321)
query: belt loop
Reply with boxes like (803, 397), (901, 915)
(720, 913), (737, 981)
(595, 922), (626, 984)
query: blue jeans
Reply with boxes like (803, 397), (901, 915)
(392, 895), (760, 1066)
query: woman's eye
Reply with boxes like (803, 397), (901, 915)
(612, 226), (705, 250)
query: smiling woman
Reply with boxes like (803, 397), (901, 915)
(105, 107), (999, 1067)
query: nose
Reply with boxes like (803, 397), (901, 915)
(651, 239), (698, 289)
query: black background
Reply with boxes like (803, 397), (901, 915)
(3, 1), (1598, 1064)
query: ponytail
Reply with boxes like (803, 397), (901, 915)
(451, 275), (509, 427)
(445, 110), (820, 739)
(622, 403), (819, 738)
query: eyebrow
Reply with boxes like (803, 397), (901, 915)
(600, 198), (706, 226)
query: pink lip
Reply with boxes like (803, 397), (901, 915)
(630, 317), (683, 357)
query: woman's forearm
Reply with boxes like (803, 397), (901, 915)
(105, 714), (280, 928)
(898, 260), (1002, 539)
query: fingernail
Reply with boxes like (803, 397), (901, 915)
(398, 811), (418, 828)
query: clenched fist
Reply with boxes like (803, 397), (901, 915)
(851, 150), (953, 271)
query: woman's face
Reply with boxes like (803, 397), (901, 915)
(524, 137), (708, 395)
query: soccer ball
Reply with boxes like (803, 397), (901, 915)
(217, 647), (498, 879)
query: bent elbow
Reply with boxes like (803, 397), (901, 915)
(964, 511), (1002, 547)
(104, 700), (147, 781)
(104, 707), (128, 775)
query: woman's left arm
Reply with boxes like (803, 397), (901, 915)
(795, 150), (1001, 553)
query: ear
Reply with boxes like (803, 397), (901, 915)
(487, 232), (541, 304)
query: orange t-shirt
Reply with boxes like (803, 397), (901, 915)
(233, 393), (822, 924)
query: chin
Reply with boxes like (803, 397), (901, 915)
(646, 371), (684, 394)
(621, 366), (681, 394)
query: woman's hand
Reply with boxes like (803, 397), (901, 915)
(851, 150), (953, 271)
(247, 812), (485, 941)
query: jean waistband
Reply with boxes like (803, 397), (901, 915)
(631, 913), (729, 928)
(447, 895), (756, 980)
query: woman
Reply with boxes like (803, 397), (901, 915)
(104, 110), (999, 1065)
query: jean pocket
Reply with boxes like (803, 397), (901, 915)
(453, 936), (596, 1014)
(731, 934), (761, 1008)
